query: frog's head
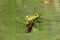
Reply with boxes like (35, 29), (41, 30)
(34, 13), (41, 18)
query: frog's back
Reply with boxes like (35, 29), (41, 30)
(24, 13), (40, 25)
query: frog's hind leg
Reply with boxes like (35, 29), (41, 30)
(26, 21), (34, 33)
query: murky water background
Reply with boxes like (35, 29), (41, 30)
(0, 0), (60, 40)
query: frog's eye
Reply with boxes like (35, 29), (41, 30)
(35, 15), (37, 16)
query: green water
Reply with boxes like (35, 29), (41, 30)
(0, 0), (60, 40)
